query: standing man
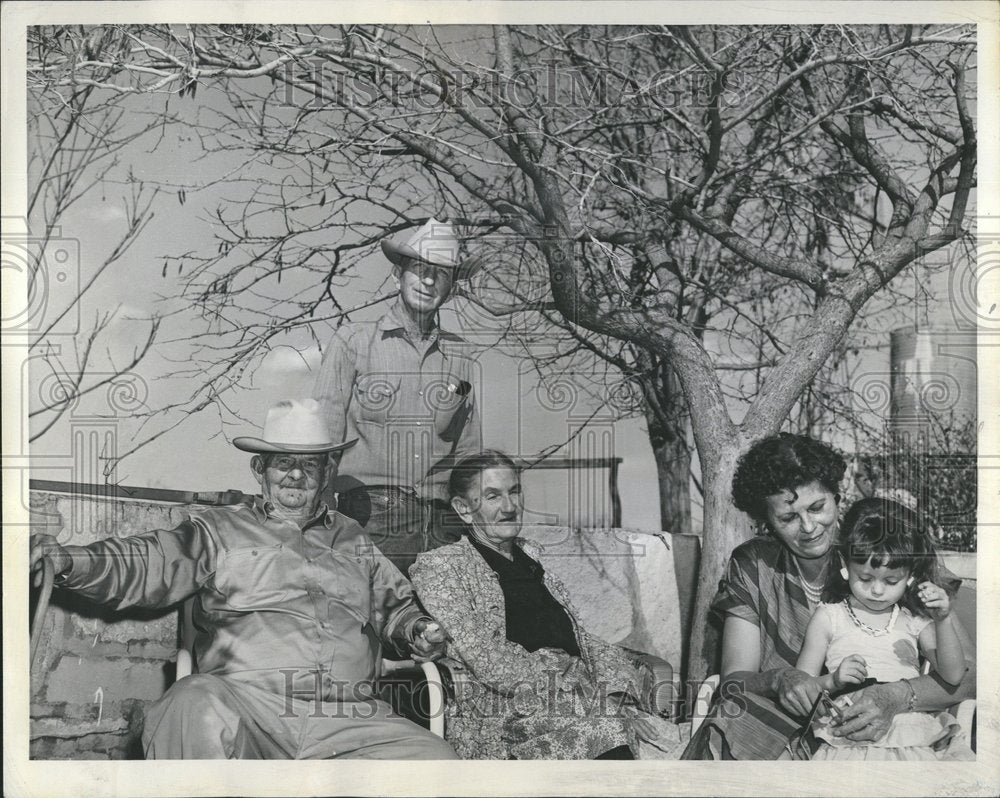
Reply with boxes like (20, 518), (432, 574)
(313, 218), (482, 573)
(30, 399), (456, 760)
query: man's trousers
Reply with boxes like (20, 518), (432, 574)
(142, 673), (458, 759)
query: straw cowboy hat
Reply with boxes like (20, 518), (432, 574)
(380, 217), (481, 281)
(233, 399), (358, 455)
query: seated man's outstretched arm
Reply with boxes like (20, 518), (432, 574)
(30, 519), (216, 611)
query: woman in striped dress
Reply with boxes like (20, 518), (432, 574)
(682, 434), (975, 759)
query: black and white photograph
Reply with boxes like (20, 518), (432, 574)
(3, 1), (997, 795)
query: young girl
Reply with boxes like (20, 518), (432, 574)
(795, 497), (971, 760)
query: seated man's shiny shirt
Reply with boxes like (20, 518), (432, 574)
(59, 497), (424, 701)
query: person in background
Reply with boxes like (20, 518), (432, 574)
(313, 218), (481, 573)
(30, 399), (456, 760)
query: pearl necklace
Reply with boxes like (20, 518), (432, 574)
(845, 599), (899, 637)
(793, 558), (826, 605)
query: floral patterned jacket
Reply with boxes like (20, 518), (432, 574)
(410, 535), (657, 759)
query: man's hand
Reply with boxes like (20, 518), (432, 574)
(30, 534), (70, 587)
(834, 654), (868, 689)
(829, 680), (907, 742)
(776, 667), (823, 717)
(410, 618), (447, 662)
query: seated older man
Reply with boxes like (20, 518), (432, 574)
(29, 399), (457, 760)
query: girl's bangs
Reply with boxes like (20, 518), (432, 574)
(845, 522), (918, 571)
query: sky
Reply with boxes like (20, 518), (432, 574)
(22, 22), (979, 536)
(24, 82), (668, 530)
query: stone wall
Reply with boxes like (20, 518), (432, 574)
(29, 491), (188, 760)
(521, 525), (688, 668)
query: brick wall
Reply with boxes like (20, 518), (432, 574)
(29, 491), (187, 760)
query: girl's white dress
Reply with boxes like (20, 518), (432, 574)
(811, 601), (972, 760)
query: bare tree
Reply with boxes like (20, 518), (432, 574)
(26, 27), (174, 452)
(26, 23), (976, 679)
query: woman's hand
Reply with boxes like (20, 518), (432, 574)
(776, 668), (823, 717)
(834, 654), (867, 689)
(918, 581), (952, 622)
(829, 680), (907, 742)
(626, 709), (684, 759)
(631, 714), (660, 744)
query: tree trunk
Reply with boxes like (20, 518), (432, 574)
(644, 402), (695, 679)
(646, 412), (692, 536)
(685, 444), (754, 687)
(637, 362), (692, 534)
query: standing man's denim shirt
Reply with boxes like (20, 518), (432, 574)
(313, 300), (482, 503)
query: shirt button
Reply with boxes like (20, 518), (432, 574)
(414, 454), (420, 459)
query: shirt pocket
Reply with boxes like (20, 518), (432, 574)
(217, 544), (289, 610)
(323, 550), (374, 627)
(426, 375), (473, 435)
(353, 373), (401, 424)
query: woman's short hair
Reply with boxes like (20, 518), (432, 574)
(731, 433), (846, 523)
(448, 450), (520, 500)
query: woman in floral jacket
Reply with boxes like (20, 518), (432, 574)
(410, 450), (675, 760)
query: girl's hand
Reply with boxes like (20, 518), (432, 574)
(918, 581), (951, 622)
(834, 654), (867, 689)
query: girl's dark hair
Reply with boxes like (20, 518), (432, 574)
(732, 434), (847, 523)
(448, 449), (520, 500)
(824, 497), (946, 616)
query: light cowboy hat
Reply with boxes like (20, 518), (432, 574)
(233, 399), (358, 455)
(380, 217), (481, 281)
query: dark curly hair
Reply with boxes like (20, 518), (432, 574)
(732, 433), (847, 524)
(823, 497), (954, 615)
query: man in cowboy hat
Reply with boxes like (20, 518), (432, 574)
(29, 399), (457, 760)
(313, 218), (482, 573)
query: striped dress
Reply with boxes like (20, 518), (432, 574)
(682, 536), (817, 760)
